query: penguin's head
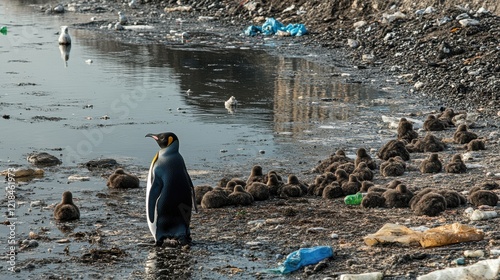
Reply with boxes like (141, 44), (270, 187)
(145, 132), (179, 149)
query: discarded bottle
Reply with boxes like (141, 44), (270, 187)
(265, 246), (334, 274)
(344, 192), (363, 205)
(0, 26), (7, 35)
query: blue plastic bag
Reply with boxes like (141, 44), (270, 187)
(244, 17), (308, 37)
(266, 246), (334, 274)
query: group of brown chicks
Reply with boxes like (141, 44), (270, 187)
(54, 108), (497, 220)
(198, 108), (499, 217)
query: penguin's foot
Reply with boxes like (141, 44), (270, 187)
(161, 239), (181, 248)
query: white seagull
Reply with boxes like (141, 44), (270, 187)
(224, 96), (238, 114)
(58, 26), (71, 45)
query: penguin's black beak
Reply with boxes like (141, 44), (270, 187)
(145, 133), (158, 141)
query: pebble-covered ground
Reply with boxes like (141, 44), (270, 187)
(3, 0), (500, 279)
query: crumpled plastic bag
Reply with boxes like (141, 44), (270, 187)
(244, 17), (307, 37)
(265, 246), (334, 274)
(364, 223), (484, 248)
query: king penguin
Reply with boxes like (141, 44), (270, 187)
(146, 132), (197, 246)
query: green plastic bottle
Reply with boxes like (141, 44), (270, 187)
(0, 26), (7, 35)
(344, 192), (363, 205)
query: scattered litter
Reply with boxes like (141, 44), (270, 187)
(417, 258), (500, 280)
(364, 223), (484, 248)
(340, 272), (383, 280)
(265, 246), (333, 274)
(244, 17), (307, 37)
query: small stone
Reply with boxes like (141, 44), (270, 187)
(414, 81), (424, 90)
(453, 257), (466, 265)
(459, 19), (480, 27)
(353, 21), (367, 29)
(330, 233), (339, 239)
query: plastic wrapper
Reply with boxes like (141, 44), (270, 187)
(419, 223), (484, 248)
(265, 246), (333, 274)
(364, 223), (484, 248)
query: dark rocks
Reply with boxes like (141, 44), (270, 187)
(27, 152), (61, 166)
(85, 158), (118, 169)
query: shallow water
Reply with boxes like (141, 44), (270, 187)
(0, 1), (411, 278)
(0, 0), (400, 171)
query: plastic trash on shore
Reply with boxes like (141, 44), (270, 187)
(265, 246), (333, 274)
(364, 223), (484, 248)
(340, 271), (383, 280)
(417, 258), (500, 280)
(244, 17), (307, 37)
(1, 26), (7, 35)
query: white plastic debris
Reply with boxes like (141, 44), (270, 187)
(417, 258), (500, 280)
(340, 272), (383, 280)
(468, 209), (497, 221)
(464, 250), (485, 258)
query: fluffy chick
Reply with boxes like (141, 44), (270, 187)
(322, 182), (344, 199)
(453, 124), (478, 144)
(246, 182), (270, 201)
(419, 153), (443, 173)
(246, 165), (265, 185)
(412, 192), (447, 216)
(397, 118), (419, 143)
(194, 185), (213, 205)
(353, 162), (374, 181)
(361, 192), (386, 208)
(228, 185), (254, 206)
(54, 191), (80, 221)
(383, 184), (413, 208)
(444, 154), (467, 174)
(377, 140), (410, 161)
(468, 190), (499, 207)
(423, 114), (446, 131)
(354, 147), (376, 170)
(106, 168), (140, 188)
(201, 187), (229, 209)
(341, 174), (362, 195)
(380, 156), (406, 177)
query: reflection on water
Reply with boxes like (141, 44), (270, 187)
(58, 44), (71, 67)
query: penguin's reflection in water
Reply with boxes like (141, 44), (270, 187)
(145, 247), (193, 279)
(59, 44), (71, 67)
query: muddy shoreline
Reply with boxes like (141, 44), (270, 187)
(2, 1), (500, 279)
